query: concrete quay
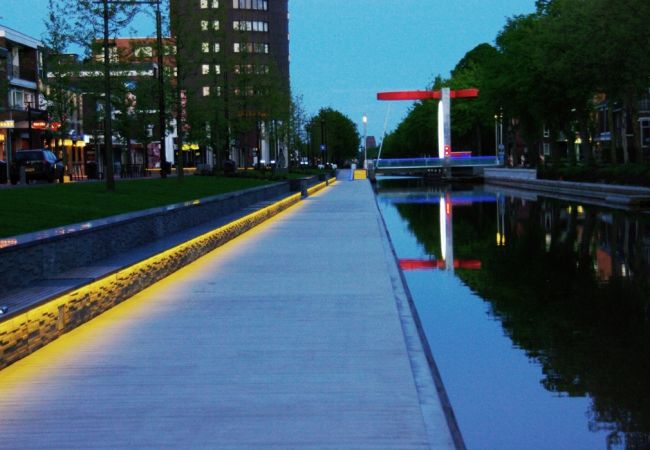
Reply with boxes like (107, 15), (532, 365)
(0, 174), (459, 449)
(484, 168), (650, 209)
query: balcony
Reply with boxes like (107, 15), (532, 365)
(7, 64), (37, 83)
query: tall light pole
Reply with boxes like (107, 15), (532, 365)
(155, 0), (167, 178)
(102, 0), (115, 191)
(362, 114), (368, 169)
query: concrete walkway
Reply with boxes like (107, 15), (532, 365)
(0, 176), (457, 449)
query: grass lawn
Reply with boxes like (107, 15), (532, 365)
(0, 176), (272, 238)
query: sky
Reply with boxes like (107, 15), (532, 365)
(1, 0), (537, 141)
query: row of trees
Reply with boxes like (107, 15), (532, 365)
(383, 0), (650, 165)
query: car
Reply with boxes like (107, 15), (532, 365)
(10, 149), (65, 184)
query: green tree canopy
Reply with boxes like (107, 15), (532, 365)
(307, 108), (360, 165)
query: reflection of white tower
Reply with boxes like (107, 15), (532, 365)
(439, 194), (455, 272)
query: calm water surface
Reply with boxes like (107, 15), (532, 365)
(375, 177), (650, 450)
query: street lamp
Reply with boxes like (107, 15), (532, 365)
(362, 114), (367, 169)
(320, 118), (326, 165)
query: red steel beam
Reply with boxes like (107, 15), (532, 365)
(399, 259), (482, 271)
(377, 88), (479, 101)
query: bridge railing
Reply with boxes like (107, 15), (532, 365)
(372, 155), (500, 170)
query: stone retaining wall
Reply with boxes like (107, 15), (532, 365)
(0, 182), (290, 296)
(484, 172), (650, 207)
(0, 193), (302, 369)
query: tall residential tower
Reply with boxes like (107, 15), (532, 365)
(170, 0), (289, 168)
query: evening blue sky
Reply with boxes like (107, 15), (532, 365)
(1, 0), (536, 141)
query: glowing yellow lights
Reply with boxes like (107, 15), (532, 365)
(496, 232), (506, 246)
(63, 139), (74, 146)
(577, 205), (584, 215)
(307, 181), (328, 196)
(181, 143), (200, 151)
(75, 141), (85, 148)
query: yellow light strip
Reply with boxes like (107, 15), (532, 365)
(0, 193), (301, 370)
(1, 177), (340, 370)
(307, 181), (328, 196)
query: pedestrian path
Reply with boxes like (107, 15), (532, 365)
(0, 174), (458, 449)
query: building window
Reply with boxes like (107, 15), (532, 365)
(233, 20), (268, 32)
(543, 143), (551, 156)
(201, 20), (209, 31)
(233, 42), (269, 54)
(641, 119), (650, 148)
(134, 46), (153, 58)
(202, 64), (210, 75)
(202, 42), (209, 53)
(10, 89), (24, 109)
(200, 0), (208, 8)
(163, 45), (177, 55)
(213, 43), (220, 53)
(213, 20), (220, 30)
(203, 86), (210, 96)
(212, 0), (219, 7)
(232, 0), (267, 10)
(164, 66), (178, 77)
(214, 64), (221, 74)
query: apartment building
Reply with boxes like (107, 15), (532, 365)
(170, 0), (290, 168)
(0, 25), (48, 164)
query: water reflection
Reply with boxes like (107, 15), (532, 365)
(376, 177), (650, 450)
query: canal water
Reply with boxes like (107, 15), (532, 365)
(375, 177), (650, 450)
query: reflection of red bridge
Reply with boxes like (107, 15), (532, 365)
(399, 259), (482, 271)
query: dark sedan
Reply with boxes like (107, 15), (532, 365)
(10, 149), (65, 184)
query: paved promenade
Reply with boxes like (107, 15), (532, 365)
(0, 176), (457, 449)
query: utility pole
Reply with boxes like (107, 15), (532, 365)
(102, 0), (115, 191)
(155, 0), (167, 178)
(320, 118), (325, 165)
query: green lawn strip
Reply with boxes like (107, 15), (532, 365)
(0, 176), (272, 238)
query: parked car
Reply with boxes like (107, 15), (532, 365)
(10, 149), (65, 184)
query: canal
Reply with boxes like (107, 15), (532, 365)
(375, 177), (650, 450)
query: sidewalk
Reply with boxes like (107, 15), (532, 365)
(0, 174), (458, 449)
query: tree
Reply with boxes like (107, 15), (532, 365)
(42, 0), (79, 163)
(306, 108), (360, 166)
(46, 0), (144, 190)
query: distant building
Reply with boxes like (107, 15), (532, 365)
(170, 0), (290, 168)
(593, 92), (650, 162)
(0, 25), (47, 164)
(90, 37), (178, 169)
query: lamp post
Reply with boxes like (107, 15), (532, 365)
(320, 118), (325, 165)
(155, 0), (168, 178)
(362, 114), (368, 169)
